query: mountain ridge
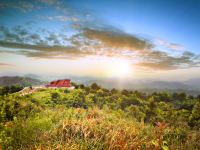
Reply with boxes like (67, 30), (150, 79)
(0, 76), (47, 86)
(0, 75), (199, 95)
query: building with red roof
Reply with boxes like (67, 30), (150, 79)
(46, 79), (71, 88)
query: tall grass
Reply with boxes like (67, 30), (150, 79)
(5, 106), (198, 150)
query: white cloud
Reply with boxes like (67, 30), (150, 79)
(156, 38), (185, 51)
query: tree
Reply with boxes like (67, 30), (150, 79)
(189, 101), (200, 128)
(111, 88), (118, 94)
(10, 84), (23, 93)
(126, 105), (145, 121)
(121, 89), (129, 96)
(79, 84), (85, 89)
(90, 83), (101, 91)
(71, 82), (79, 89)
(51, 92), (60, 99)
(1, 86), (9, 95)
(51, 92), (61, 105)
(172, 92), (187, 101)
(145, 97), (159, 123)
(65, 89), (89, 108)
(120, 94), (142, 110)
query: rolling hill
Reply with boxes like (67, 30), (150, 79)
(0, 76), (47, 86)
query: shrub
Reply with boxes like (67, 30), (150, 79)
(164, 128), (187, 145)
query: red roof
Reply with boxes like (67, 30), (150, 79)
(46, 79), (71, 87)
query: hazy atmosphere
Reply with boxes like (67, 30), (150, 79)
(0, 0), (200, 81)
(1, 1), (200, 149)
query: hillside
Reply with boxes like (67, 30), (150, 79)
(82, 79), (196, 90)
(1, 75), (200, 96)
(0, 83), (200, 149)
(0, 76), (47, 86)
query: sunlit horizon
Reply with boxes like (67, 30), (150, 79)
(0, 0), (200, 81)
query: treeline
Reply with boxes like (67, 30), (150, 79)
(61, 83), (200, 128)
(0, 84), (23, 95)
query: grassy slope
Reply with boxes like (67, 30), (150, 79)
(1, 88), (200, 150)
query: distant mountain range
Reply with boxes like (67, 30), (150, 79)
(69, 76), (200, 95)
(71, 77), (199, 90)
(0, 76), (46, 86)
(83, 78), (198, 89)
(79, 79), (200, 95)
(0, 75), (199, 95)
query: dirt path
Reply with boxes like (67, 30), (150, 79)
(18, 87), (39, 95)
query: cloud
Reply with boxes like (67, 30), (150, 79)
(136, 50), (200, 70)
(38, 0), (58, 5)
(0, 63), (14, 67)
(156, 38), (185, 51)
(0, 0), (70, 14)
(37, 0), (83, 23)
(0, 26), (154, 59)
(55, 16), (79, 22)
(0, 1), (35, 12)
(82, 28), (154, 51)
(0, 0), (66, 13)
(0, 25), (199, 70)
(0, 25), (62, 45)
(39, 15), (79, 22)
(0, 26), (22, 42)
(0, 25), (87, 59)
(168, 43), (185, 51)
(46, 33), (60, 45)
(0, 41), (90, 59)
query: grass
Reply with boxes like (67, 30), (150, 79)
(24, 88), (67, 105)
(1, 88), (200, 150)
(6, 106), (198, 150)
(9, 107), (152, 149)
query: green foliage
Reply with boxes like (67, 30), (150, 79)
(0, 84), (23, 96)
(0, 83), (199, 149)
(189, 101), (200, 129)
(126, 105), (146, 121)
(164, 128), (187, 145)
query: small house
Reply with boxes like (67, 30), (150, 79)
(46, 79), (71, 88)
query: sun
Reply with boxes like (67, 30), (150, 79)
(105, 58), (132, 78)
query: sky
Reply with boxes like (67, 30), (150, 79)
(0, 0), (200, 81)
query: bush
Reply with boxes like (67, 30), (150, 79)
(164, 128), (187, 145)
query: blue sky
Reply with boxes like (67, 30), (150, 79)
(0, 0), (200, 80)
(75, 0), (200, 52)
